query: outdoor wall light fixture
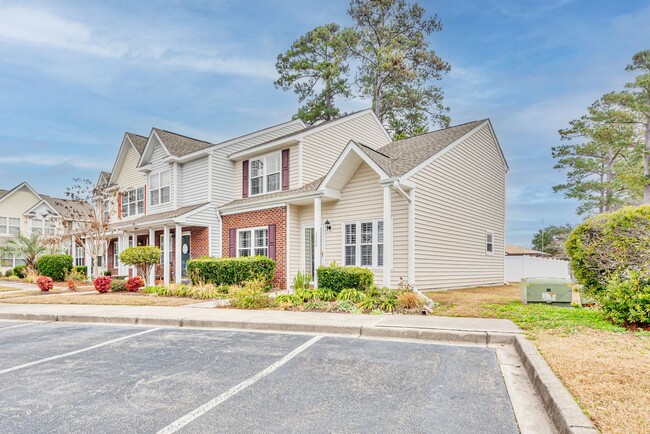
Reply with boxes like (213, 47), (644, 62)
(324, 219), (332, 231)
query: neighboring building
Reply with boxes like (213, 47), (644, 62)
(505, 244), (550, 258)
(100, 109), (508, 290)
(0, 182), (90, 272)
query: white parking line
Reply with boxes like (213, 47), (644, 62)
(0, 322), (43, 331)
(0, 327), (161, 375)
(157, 335), (323, 434)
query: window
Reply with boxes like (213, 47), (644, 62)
(75, 246), (85, 266)
(8, 218), (20, 235)
(0, 217), (6, 234)
(44, 220), (57, 237)
(122, 187), (145, 217)
(344, 223), (357, 266)
(159, 235), (174, 263)
(150, 170), (170, 206)
(238, 228), (269, 257)
(377, 221), (384, 267)
(486, 232), (494, 254)
(249, 153), (281, 196)
(31, 218), (43, 236)
(344, 220), (384, 268)
(360, 222), (373, 266)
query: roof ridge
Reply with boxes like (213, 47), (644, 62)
(356, 142), (392, 159)
(125, 132), (148, 139)
(153, 127), (214, 146)
(390, 119), (487, 144)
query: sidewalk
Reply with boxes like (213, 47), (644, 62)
(0, 303), (520, 345)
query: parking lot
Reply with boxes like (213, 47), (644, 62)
(0, 319), (520, 433)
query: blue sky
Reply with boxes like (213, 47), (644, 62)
(0, 0), (648, 246)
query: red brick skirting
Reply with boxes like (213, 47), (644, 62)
(221, 206), (287, 289)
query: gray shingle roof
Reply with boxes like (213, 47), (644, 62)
(359, 120), (486, 177)
(42, 196), (93, 220)
(153, 128), (214, 157)
(112, 203), (209, 227)
(126, 133), (148, 155)
(0, 189), (8, 200)
(221, 177), (324, 209)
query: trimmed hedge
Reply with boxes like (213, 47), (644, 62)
(37, 254), (73, 282)
(74, 266), (87, 275)
(602, 272), (650, 326)
(13, 264), (26, 278)
(316, 264), (374, 293)
(110, 279), (127, 292)
(4, 269), (13, 277)
(187, 256), (276, 290)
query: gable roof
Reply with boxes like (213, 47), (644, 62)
(152, 128), (214, 157)
(356, 120), (487, 177)
(126, 133), (148, 155)
(0, 182), (41, 206)
(220, 177), (324, 210)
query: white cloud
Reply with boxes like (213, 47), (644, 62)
(0, 155), (107, 170)
(0, 4), (275, 79)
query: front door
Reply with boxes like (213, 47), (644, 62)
(181, 234), (191, 277)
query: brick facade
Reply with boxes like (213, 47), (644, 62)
(221, 206), (287, 289)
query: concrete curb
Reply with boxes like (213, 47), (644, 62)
(513, 335), (598, 434)
(0, 310), (596, 433)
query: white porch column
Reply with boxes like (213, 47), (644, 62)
(163, 225), (170, 285)
(84, 239), (92, 278)
(148, 228), (155, 286)
(383, 185), (393, 288)
(313, 196), (322, 287)
(408, 187), (416, 286)
(116, 235), (123, 276)
(175, 224), (182, 283)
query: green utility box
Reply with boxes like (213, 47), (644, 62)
(521, 278), (573, 307)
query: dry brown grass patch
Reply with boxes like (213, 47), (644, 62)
(424, 284), (518, 317)
(533, 330), (650, 434)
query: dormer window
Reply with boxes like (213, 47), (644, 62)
(150, 170), (170, 205)
(250, 153), (281, 196)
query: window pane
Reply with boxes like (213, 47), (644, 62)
(151, 189), (160, 206)
(160, 170), (170, 187)
(122, 203), (129, 216)
(361, 222), (373, 244)
(267, 173), (280, 192)
(378, 244), (384, 266)
(129, 203), (136, 215)
(251, 160), (263, 178)
(251, 177), (262, 195)
(128, 190), (135, 202)
(254, 229), (268, 248)
(267, 154), (280, 174)
(254, 248), (267, 257)
(137, 201), (144, 214)
(9, 218), (20, 234)
(345, 246), (356, 266)
(161, 186), (170, 203)
(377, 221), (384, 243)
(0, 217), (6, 234)
(137, 187), (144, 201)
(239, 249), (251, 257)
(345, 224), (356, 245)
(361, 245), (373, 266)
(151, 174), (159, 190)
(239, 231), (251, 248)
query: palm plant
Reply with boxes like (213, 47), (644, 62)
(0, 233), (47, 270)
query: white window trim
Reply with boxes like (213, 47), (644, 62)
(486, 231), (494, 255)
(237, 226), (270, 258)
(341, 219), (383, 269)
(249, 151), (282, 197)
(0, 216), (21, 235)
(121, 187), (145, 217)
(150, 169), (171, 206)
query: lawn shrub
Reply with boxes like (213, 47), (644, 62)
(74, 266), (87, 275)
(187, 256), (275, 290)
(229, 280), (271, 309)
(566, 205), (650, 297)
(36, 275), (53, 292)
(37, 254), (73, 281)
(12, 264), (26, 278)
(141, 283), (229, 299)
(119, 246), (161, 283)
(125, 276), (145, 292)
(316, 264), (374, 292)
(94, 276), (112, 293)
(397, 290), (425, 310)
(110, 279), (127, 292)
(292, 270), (312, 291)
(601, 272), (650, 326)
(336, 288), (366, 303)
(4, 269), (13, 277)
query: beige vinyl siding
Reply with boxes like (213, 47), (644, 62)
(180, 156), (209, 207)
(289, 162), (408, 288)
(411, 123), (506, 290)
(113, 145), (147, 222)
(147, 139), (175, 214)
(212, 122), (304, 205)
(301, 112), (390, 185)
(232, 144), (298, 199)
(0, 186), (40, 236)
(185, 206), (220, 257)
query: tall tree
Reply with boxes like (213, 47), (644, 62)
(608, 50), (650, 203)
(275, 24), (355, 125)
(552, 96), (642, 215)
(348, 0), (450, 137)
(530, 224), (573, 258)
